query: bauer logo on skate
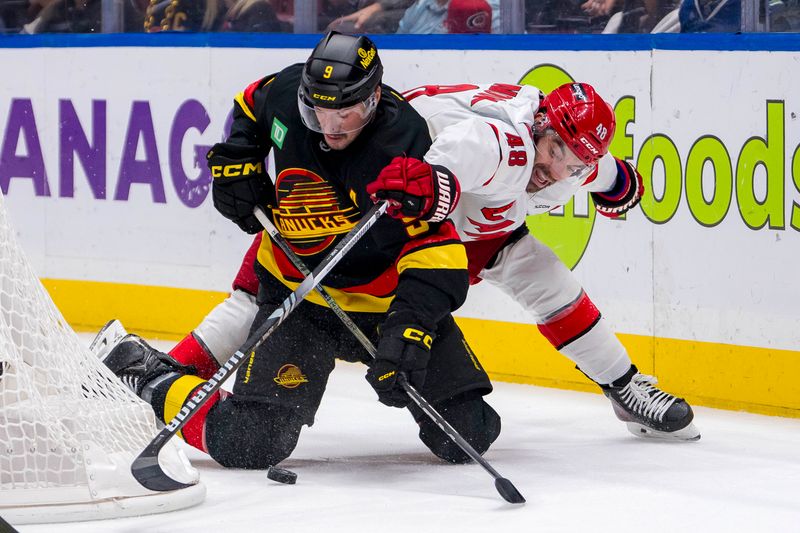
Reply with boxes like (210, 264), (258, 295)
(273, 168), (359, 256)
(273, 364), (309, 388)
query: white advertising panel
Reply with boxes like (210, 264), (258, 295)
(1, 42), (797, 357)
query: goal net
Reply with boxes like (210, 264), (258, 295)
(0, 192), (205, 525)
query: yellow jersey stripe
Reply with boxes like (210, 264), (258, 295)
(257, 245), (393, 313)
(234, 92), (257, 122)
(163, 375), (205, 440)
(397, 243), (467, 274)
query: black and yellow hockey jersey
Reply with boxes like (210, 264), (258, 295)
(219, 64), (468, 328)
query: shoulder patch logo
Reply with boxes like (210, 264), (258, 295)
(273, 364), (309, 389)
(271, 117), (288, 149)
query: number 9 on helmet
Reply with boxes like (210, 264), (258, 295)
(298, 31), (384, 136)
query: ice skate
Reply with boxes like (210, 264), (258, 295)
(601, 365), (700, 441)
(101, 333), (193, 400)
(89, 318), (128, 360)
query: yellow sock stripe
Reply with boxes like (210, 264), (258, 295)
(163, 375), (207, 440)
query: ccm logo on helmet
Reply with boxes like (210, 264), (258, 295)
(579, 136), (599, 156)
(211, 162), (263, 178)
(313, 93), (337, 102)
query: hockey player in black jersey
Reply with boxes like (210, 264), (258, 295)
(101, 31), (500, 469)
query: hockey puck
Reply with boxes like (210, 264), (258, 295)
(266, 465), (297, 485)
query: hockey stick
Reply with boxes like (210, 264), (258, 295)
(254, 207), (525, 504)
(130, 201), (388, 492)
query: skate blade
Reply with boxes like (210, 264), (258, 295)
(625, 421), (701, 442)
(89, 319), (128, 361)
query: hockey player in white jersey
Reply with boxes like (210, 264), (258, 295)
(96, 81), (698, 442)
(367, 81), (699, 441)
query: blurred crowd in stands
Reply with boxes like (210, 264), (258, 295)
(1, 0), (798, 34)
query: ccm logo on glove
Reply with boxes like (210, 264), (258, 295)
(402, 327), (433, 348)
(366, 322), (436, 408)
(377, 370), (396, 382)
(210, 161), (263, 178)
(208, 143), (271, 234)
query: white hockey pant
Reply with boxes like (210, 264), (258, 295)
(479, 232), (632, 385)
(193, 288), (259, 365)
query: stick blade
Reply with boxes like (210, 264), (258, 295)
(131, 447), (192, 492)
(495, 477), (526, 504)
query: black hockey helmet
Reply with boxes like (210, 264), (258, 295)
(299, 31), (383, 111)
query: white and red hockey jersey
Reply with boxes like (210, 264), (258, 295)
(179, 83), (635, 389)
(405, 83), (620, 245)
(404, 83), (634, 385)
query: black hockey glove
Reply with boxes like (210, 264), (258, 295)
(366, 320), (435, 408)
(208, 143), (271, 234)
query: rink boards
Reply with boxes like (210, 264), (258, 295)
(0, 34), (798, 417)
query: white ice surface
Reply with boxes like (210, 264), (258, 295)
(16, 337), (800, 533)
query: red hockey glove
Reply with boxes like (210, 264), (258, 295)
(592, 158), (644, 219)
(367, 156), (459, 222)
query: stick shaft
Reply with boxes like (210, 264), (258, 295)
(131, 202), (387, 491)
(255, 207), (524, 502)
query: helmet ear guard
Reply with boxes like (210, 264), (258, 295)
(539, 83), (616, 165)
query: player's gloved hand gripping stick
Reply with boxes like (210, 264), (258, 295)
(130, 201), (389, 492)
(254, 207), (526, 505)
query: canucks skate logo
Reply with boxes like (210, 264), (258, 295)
(273, 168), (359, 256)
(273, 364), (309, 389)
